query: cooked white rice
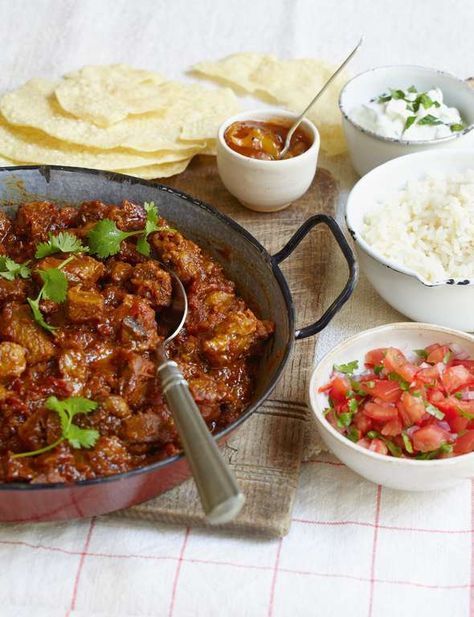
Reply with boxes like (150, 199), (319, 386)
(362, 170), (474, 283)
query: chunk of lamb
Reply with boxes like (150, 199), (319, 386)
(129, 261), (172, 310)
(0, 211), (11, 242)
(150, 230), (207, 284)
(0, 278), (29, 306)
(108, 200), (146, 231)
(117, 350), (155, 407)
(67, 285), (105, 323)
(35, 255), (105, 287)
(188, 374), (232, 423)
(0, 342), (27, 378)
(0, 302), (55, 364)
(115, 295), (159, 351)
(15, 201), (60, 242)
(121, 408), (177, 445)
(202, 309), (273, 366)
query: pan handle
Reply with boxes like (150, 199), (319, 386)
(272, 214), (358, 340)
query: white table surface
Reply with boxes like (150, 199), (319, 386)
(0, 1), (472, 616)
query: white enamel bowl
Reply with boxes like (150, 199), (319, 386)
(339, 65), (474, 176)
(346, 149), (474, 332)
(308, 323), (474, 491)
(216, 109), (320, 212)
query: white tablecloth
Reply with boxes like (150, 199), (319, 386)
(0, 1), (472, 615)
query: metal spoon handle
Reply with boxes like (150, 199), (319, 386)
(157, 359), (245, 524)
(280, 36), (363, 157)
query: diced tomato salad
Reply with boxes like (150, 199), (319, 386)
(319, 344), (474, 459)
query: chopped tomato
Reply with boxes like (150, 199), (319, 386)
(441, 365), (474, 394)
(365, 348), (387, 367)
(426, 344), (451, 364)
(381, 417), (403, 436)
(453, 430), (474, 455)
(361, 379), (402, 403)
(363, 401), (398, 422)
(399, 392), (426, 426)
(319, 342), (474, 460)
(368, 438), (388, 455)
(329, 375), (351, 402)
(383, 347), (419, 382)
(412, 425), (449, 453)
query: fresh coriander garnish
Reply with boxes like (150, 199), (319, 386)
(425, 402), (445, 420)
(350, 380), (367, 396)
(419, 93), (435, 109)
(87, 202), (170, 258)
(405, 116), (417, 131)
(0, 255), (31, 281)
(337, 412), (353, 428)
(418, 114), (443, 126)
(373, 364), (383, 376)
(450, 123), (464, 132)
(333, 360), (358, 375)
(385, 440), (402, 457)
(416, 443), (452, 460)
(401, 432), (414, 454)
(454, 392), (464, 400)
(348, 398), (358, 413)
(13, 396), (99, 458)
(387, 372), (410, 390)
(347, 427), (360, 442)
(414, 349), (428, 359)
(35, 231), (88, 258)
(27, 255), (74, 333)
(366, 430), (379, 439)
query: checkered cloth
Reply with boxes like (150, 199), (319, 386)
(0, 454), (471, 617)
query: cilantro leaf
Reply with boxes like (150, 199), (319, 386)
(387, 372), (410, 390)
(27, 297), (56, 333)
(404, 116), (417, 131)
(337, 412), (352, 428)
(347, 427), (360, 442)
(12, 395), (99, 458)
(373, 364), (384, 376)
(414, 349), (428, 359)
(136, 235), (151, 256)
(87, 219), (133, 258)
(35, 231), (88, 258)
(407, 85), (417, 93)
(391, 89), (406, 100)
(334, 360), (359, 375)
(419, 93), (434, 109)
(0, 255), (31, 281)
(418, 114), (443, 126)
(39, 267), (68, 303)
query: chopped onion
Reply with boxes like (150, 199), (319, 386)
(406, 426), (420, 438)
(450, 343), (470, 360)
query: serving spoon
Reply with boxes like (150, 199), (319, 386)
(153, 263), (245, 524)
(279, 37), (363, 159)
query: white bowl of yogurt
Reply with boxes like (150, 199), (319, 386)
(339, 65), (474, 176)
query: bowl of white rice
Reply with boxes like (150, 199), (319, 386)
(346, 149), (474, 331)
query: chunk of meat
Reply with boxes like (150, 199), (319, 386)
(151, 230), (206, 283)
(108, 200), (146, 231)
(117, 351), (155, 407)
(86, 436), (133, 476)
(77, 200), (109, 224)
(0, 302), (55, 364)
(201, 309), (264, 366)
(115, 295), (159, 351)
(67, 285), (105, 323)
(0, 278), (29, 305)
(0, 211), (11, 242)
(58, 348), (88, 393)
(129, 261), (172, 310)
(106, 260), (133, 284)
(101, 395), (131, 419)
(188, 374), (231, 422)
(121, 408), (176, 444)
(0, 342), (27, 378)
(15, 202), (60, 242)
(35, 255), (105, 287)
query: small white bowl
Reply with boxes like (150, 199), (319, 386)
(339, 65), (474, 176)
(346, 149), (474, 332)
(216, 109), (320, 212)
(308, 322), (474, 491)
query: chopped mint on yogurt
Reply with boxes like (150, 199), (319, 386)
(351, 87), (465, 140)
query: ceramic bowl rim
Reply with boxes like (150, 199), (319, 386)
(338, 64), (474, 146)
(308, 321), (474, 467)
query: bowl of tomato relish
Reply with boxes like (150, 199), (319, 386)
(309, 322), (474, 491)
(217, 109), (319, 213)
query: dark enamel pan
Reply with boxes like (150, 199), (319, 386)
(0, 166), (358, 522)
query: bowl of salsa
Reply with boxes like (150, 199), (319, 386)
(217, 109), (319, 213)
(308, 322), (474, 491)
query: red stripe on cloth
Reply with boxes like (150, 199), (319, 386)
(306, 459), (345, 467)
(168, 527), (190, 617)
(292, 518), (473, 534)
(368, 485), (382, 617)
(267, 538), (283, 617)
(66, 518), (96, 616)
